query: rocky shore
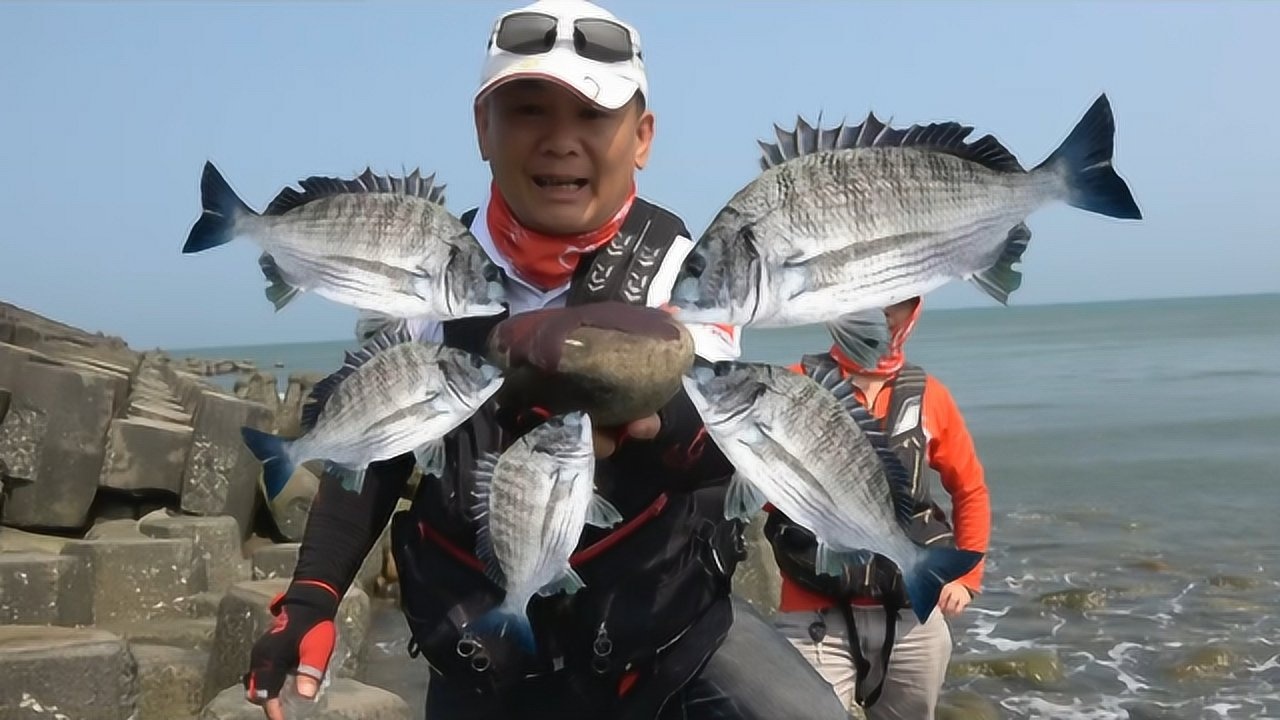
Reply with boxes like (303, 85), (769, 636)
(1, 301), (1019, 720)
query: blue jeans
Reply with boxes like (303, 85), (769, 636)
(425, 596), (849, 720)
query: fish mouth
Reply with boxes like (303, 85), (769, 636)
(532, 175), (589, 190)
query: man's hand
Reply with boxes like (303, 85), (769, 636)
(937, 581), (973, 617)
(592, 413), (662, 458)
(243, 582), (340, 719)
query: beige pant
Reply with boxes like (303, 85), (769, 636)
(773, 606), (952, 720)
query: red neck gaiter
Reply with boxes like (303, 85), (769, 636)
(486, 182), (636, 291)
(831, 299), (923, 378)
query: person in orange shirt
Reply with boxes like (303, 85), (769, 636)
(766, 296), (991, 719)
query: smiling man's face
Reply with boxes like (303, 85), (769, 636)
(476, 79), (653, 235)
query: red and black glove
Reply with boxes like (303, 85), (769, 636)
(243, 580), (341, 703)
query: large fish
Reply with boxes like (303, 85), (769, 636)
(467, 411), (622, 654)
(240, 326), (504, 494)
(183, 162), (506, 320)
(669, 94), (1142, 328)
(681, 361), (983, 622)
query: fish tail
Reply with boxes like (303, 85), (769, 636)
(469, 604), (536, 656)
(902, 547), (985, 623)
(239, 426), (295, 500)
(1034, 94), (1142, 220)
(184, 161), (256, 253)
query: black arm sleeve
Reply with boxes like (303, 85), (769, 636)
(290, 454), (414, 592)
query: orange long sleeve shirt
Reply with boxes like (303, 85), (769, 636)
(776, 362), (991, 613)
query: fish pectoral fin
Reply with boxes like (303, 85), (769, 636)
(413, 440), (446, 477)
(323, 461), (367, 494)
(258, 252), (300, 311)
(537, 568), (586, 597)
(968, 223), (1032, 305)
(585, 493), (624, 529)
(724, 472), (769, 521)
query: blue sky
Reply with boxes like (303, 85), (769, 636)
(2, 1), (1275, 349)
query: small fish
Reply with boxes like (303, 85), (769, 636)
(681, 361), (983, 622)
(669, 94), (1142, 328)
(467, 411), (622, 655)
(240, 326), (504, 494)
(183, 162), (507, 320)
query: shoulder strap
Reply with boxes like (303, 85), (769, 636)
(567, 198), (688, 306)
(885, 363), (928, 499)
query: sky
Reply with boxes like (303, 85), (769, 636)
(1, 1), (1276, 350)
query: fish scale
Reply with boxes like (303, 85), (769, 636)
(670, 94), (1141, 328)
(183, 162), (505, 320)
(683, 361), (985, 622)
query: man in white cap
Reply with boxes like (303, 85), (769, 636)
(243, 2), (851, 718)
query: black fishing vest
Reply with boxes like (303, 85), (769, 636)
(764, 353), (956, 606)
(388, 198), (745, 709)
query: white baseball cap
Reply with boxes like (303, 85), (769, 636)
(476, 0), (648, 111)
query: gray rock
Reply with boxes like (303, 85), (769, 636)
(204, 580), (372, 704)
(179, 390), (273, 540)
(100, 616), (219, 652)
(265, 461), (322, 542)
(948, 649), (1066, 689)
(99, 417), (193, 495)
(0, 360), (117, 530)
(0, 552), (81, 626)
(129, 401), (194, 426)
(85, 517), (144, 539)
(60, 535), (202, 623)
(0, 625), (139, 720)
(0, 526), (73, 555)
(199, 678), (410, 720)
(139, 511), (250, 594)
(252, 542), (300, 581)
(132, 643), (208, 720)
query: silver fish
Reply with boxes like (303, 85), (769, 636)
(467, 411), (622, 654)
(240, 325), (504, 494)
(183, 162), (506, 320)
(669, 94), (1142, 328)
(681, 361), (982, 622)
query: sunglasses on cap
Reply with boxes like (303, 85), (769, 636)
(492, 11), (639, 64)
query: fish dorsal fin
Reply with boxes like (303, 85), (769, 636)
(264, 167), (447, 216)
(468, 451), (507, 587)
(299, 324), (415, 432)
(845, 404), (916, 525)
(758, 112), (1024, 174)
(802, 357), (861, 419)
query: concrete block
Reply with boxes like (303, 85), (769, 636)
(0, 361), (116, 530)
(140, 512), (250, 594)
(251, 542), (299, 581)
(199, 678), (410, 720)
(0, 625), (138, 720)
(179, 390), (272, 540)
(132, 643), (208, 720)
(60, 536), (201, 623)
(100, 417), (193, 495)
(101, 616), (218, 652)
(0, 552), (82, 626)
(204, 580), (371, 703)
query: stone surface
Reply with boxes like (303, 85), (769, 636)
(252, 542), (300, 581)
(99, 416), (193, 495)
(199, 679), (411, 720)
(139, 511), (250, 593)
(731, 513), (781, 618)
(85, 517), (144, 539)
(0, 526), (75, 555)
(60, 535), (201, 623)
(204, 580), (372, 703)
(0, 360), (117, 530)
(948, 649), (1066, 689)
(132, 643), (208, 720)
(278, 372), (327, 438)
(937, 690), (1002, 720)
(265, 461), (322, 542)
(0, 552), (81, 625)
(233, 371), (280, 420)
(180, 390), (273, 540)
(0, 625), (138, 720)
(100, 616), (219, 652)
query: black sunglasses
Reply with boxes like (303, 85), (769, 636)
(493, 12), (638, 64)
